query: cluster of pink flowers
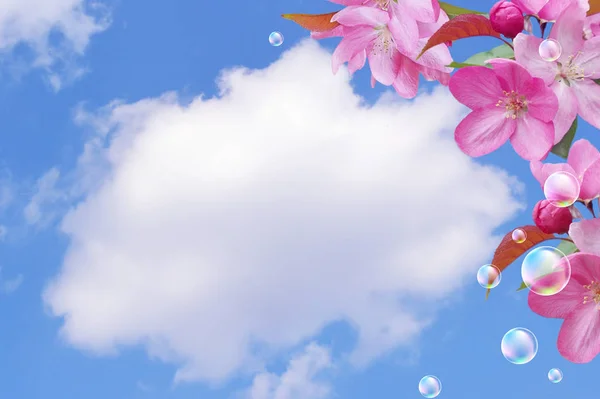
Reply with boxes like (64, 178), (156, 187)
(312, 0), (453, 98)
(292, 0), (600, 365)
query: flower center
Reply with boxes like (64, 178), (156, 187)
(496, 90), (528, 119)
(556, 53), (587, 85)
(374, 0), (391, 10)
(372, 26), (394, 56)
(583, 281), (600, 309)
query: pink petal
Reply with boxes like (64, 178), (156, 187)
(528, 258), (587, 319)
(393, 55), (420, 99)
(329, 0), (364, 4)
(448, 67), (503, 109)
(367, 46), (400, 86)
(575, 37), (600, 79)
(331, 27), (375, 74)
(530, 161), (577, 188)
(417, 10), (449, 38)
(388, 9), (419, 56)
(348, 50), (367, 74)
(454, 106), (516, 157)
(549, 4), (586, 63)
(513, 33), (557, 85)
(486, 58), (534, 93)
(521, 77), (559, 122)
(332, 6), (389, 27)
(557, 302), (600, 363)
(538, 0), (575, 21)
(370, 74), (376, 88)
(415, 38), (452, 72)
(567, 139), (600, 178)
(311, 25), (348, 39)
(581, 159), (600, 200)
(571, 79), (600, 131)
(569, 220), (600, 256)
(551, 81), (579, 144)
(400, 0), (439, 23)
(510, 114), (554, 161)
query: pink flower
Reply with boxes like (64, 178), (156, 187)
(512, 0), (587, 21)
(532, 199), (573, 234)
(490, 1), (525, 39)
(528, 252), (600, 363)
(569, 218), (600, 256)
(584, 13), (600, 40)
(530, 139), (600, 201)
(330, 0), (441, 23)
(514, 5), (600, 143)
(448, 58), (558, 160)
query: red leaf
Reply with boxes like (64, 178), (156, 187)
(418, 14), (501, 59)
(589, 0), (600, 16)
(282, 12), (340, 32)
(485, 225), (556, 299)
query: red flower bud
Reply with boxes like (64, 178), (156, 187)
(532, 200), (573, 235)
(490, 1), (525, 39)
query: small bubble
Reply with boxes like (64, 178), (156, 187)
(522, 246), (571, 296)
(269, 31), (284, 46)
(418, 375), (442, 398)
(512, 228), (527, 244)
(501, 327), (538, 364)
(477, 264), (501, 289)
(539, 39), (562, 61)
(548, 368), (563, 383)
(544, 171), (580, 207)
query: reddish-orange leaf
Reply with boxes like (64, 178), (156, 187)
(418, 14), (501, 59)
(588, 0), (600, 16)
(282, 12), (340, 32)
(485, 225), (556, 299)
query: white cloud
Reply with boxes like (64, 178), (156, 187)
(0, 0), (109, 88)
(247, 344), (332, 399)
(24, 168), (64, 227)
(0, 267), (23, 294)
(42, 40), (523, 384)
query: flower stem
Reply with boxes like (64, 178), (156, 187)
(499, 37), (514, 49)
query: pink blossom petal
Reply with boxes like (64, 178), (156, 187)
(388, 8), (420, 55)
(557, 303), (600, 363)
(510, 114), (554, 161)
(415, 38), (452, 72)
(454, 106), (516, 157)
(332, 6), (389, 27)
(549, 4), (586, 63)
(393, 55), (420, 98)
(512, 0), (546, 14)
(370, 74), (376, 88)
(567, 139), (600, 178)
(311, 25), (348, 39)
(521, 77), (558, 122)
(569, 220), (600, 256)
(581, 159), (600, 200)
(551, 81), (579, 144)
(448, 66), (503, 109)
(571, 79), (600, 131)
(538, 0), (576, 21)
(487, 58), (534, 93)
(367, 46), (400, 86)
(347, 49), (367, 75)
(401, 0), (439, 22)
(530, 161), (576, 188)
(417, 10), (449, 38)
(576, 37), (600, 79)
(331, 27), (376, 74)
(513, 33), (557, 85)
(329, 0), (364, 4)
(528, 260), (587, 319)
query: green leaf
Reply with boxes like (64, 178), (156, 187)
(446, 61), (486, 69)
(516, 281), (528, 291)
(439, 2), (487, 18)
(594, 78), (600, 85)
(556, 240), (578, 256)
(551, 117), (577, 159)
(463, 44), (515, 65)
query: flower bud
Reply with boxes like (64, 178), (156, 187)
(490, 1), (525, 39)
(533, 200), (573, 234)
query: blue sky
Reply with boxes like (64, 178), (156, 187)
(0, 0), (598, 398)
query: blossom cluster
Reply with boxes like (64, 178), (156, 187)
(285, 0), (600, 365)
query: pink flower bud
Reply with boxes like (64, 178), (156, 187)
(532, 200), (573, 235)
(490, 1), (525, 39)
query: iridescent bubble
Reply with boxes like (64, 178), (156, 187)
(539, 39), (562, 61)
(269, 31), (284, 46)
(548, 368), (563, 383)
(418, 375), (442, 398)
(501, 327), (538, 364)
(522, 246), (571, 296)
(512, 228), (527, 244)
(544, 171), (580, 207)
(477, 264), (501, 289)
